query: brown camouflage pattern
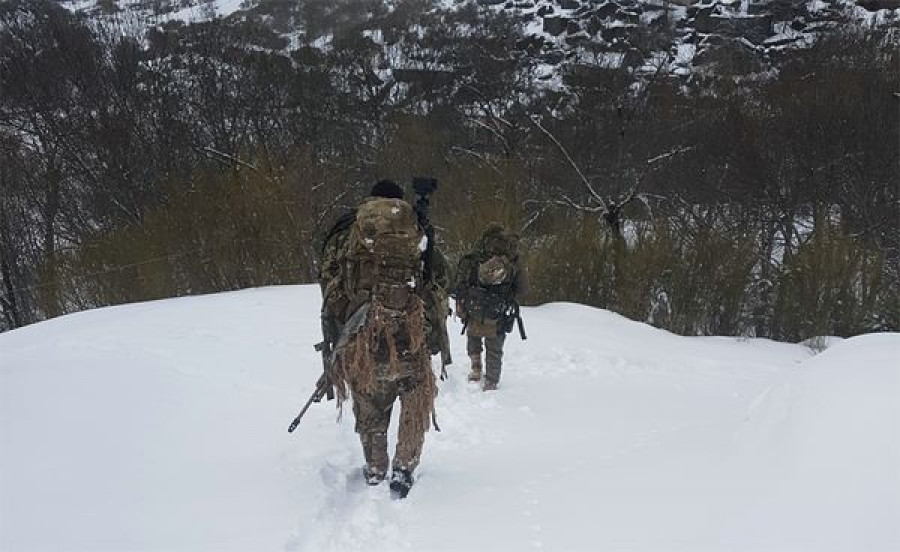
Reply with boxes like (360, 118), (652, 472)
(352, 374), (429, 472)
(318, 196), (440, 477)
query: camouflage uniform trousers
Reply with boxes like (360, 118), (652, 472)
(466, 332), (506, 385)
(351, 372), (427, 475)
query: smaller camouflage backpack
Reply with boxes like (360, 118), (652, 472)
(454, 224), (520, 329)
(475, 224), (519, 287)
(477, 255), (514, 286)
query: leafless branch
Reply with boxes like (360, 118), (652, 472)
(315, 185), (356, 229)
(647, 146), (695, 166)
(529, 114), (608, 210)
(197, 146), (259, 172)
(450, 146), (503, 176)
(520, 203), (549, 233)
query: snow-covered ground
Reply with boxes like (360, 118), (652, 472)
(1, 285), (897, 551)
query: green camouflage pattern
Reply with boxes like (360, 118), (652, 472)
(454, 223), (528, 385)
(453, 223), (528, 337)
(467, 333), (506, 385)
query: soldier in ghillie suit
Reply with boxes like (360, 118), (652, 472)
(452, 223), (528, 391)
(318, 180), (445, 498)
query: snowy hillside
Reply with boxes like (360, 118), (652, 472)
(1, 285), (897, 551)
(56, 0), (900, 80)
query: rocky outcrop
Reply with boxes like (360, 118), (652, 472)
(60, 0), (900, 85)
(468, 0), (899, 81)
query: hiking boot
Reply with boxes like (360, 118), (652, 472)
(361, 431), (388, 484)
(363, 465), (386, 486)
(468, 354), (483, 382)
(389, 468), (414, 499)
(482, 380), (498, 392)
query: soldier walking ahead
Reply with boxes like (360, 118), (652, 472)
(319, 180), (439, 498)
(453, 223), (528, 391)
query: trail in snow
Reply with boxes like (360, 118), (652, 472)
(1, 286), (896, 552)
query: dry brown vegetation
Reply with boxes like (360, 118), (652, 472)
(1, 1), (897, 341)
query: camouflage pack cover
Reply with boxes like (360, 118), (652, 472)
(477, 255), (514, 286)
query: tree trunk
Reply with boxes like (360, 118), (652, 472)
(40, 171), (62, 318)
(0, 254), (21, 329)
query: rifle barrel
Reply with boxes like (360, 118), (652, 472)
(287, 376), (329, 433)
(287, 392), (318, 433)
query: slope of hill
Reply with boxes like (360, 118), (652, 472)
(1, 285), (897, 551)
(57, 0), (900, 81)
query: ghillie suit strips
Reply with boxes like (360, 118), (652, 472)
(328, 196), (437, 435)
(330, 297), (437, 438)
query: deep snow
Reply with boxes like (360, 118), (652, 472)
(1, 285), (897, 551)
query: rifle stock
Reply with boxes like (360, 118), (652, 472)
(314, 340), (335, 401)
(514, 304), (527, 340)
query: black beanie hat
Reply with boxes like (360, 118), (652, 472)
(370, 179), (404, 199)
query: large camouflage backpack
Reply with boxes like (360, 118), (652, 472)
(341, 197), (423, 312)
